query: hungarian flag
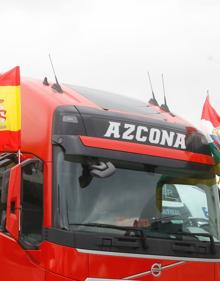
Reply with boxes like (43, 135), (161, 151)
(201, 95), (220, 169)
(0, 66), (21, 151)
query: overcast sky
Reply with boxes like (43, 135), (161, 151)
(1, 0), (220, 127)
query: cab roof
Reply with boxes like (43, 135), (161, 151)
(20, 78), (198, 161)
(21, 78), (191, 127)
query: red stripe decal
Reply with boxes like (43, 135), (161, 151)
(80, 136), (214, 165)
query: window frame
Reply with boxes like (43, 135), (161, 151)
(19, 158), (44, 248)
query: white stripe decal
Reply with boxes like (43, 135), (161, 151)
(76, 248), (220, 262)
(85, 262), (186, 281)
(124, 261), (185, 279)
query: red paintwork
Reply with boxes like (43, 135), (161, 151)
(80, 136), (215, 165)
(20, 80), (101, 161)
(88, 252), (215, 281)
(25, 241), (216, 281)
(0, 78), (218, 280)
(0, 232), (44, 281)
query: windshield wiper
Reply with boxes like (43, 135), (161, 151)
(71, 222), (140, 230)
(70, 223), (148, 249)
(169, 231), (215, 254)
(70, 222), (147, 233)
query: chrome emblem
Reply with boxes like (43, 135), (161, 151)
(151, 263), (162, 277)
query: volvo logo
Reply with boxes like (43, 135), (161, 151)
(151, 263), (162, 277)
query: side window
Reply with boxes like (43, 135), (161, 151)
(0, 154), (17, 231)
(0, 170), (10, 231)
(20, 160), (43, 246)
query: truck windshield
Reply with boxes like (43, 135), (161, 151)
(55, 150), (220, 242)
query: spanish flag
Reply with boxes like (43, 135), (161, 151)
(0, 66), (21, 151)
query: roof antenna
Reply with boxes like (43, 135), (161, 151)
(206, 89), (209, 97)
(49, 54), (63, 93)
(43, 77), (49, 86)
(147, 72), (158, 106)
(160, 73), (170, 112)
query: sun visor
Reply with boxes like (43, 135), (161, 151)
(74, 107), (211, 156)
(52, 106), (213, 169)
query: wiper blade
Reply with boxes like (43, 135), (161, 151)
(169, 231), (215, 254)
(70, 223), (148, 249)
(70, 222), (145, 232)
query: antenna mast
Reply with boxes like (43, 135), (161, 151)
(160, 73), (170, 112)
(206, 89), (210, 97)
(147, 72), (158, 106)
(49, 54), (63, 93)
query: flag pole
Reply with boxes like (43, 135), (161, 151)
(18, 149), (21, 164)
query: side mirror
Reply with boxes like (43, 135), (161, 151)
(79, 160), (116, 188)
(89, 161), (115, 178)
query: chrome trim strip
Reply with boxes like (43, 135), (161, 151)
(85, 277), (124, 281)
(124, 261), (185, 279)
(76, 248), (220, 262)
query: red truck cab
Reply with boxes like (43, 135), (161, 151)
(0, 79), (220, 280)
